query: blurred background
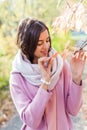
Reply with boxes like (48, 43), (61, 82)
(0, 0), (87, 129)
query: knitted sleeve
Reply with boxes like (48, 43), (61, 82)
(63, 60), (83, 116)
(9, 73), (52, 129)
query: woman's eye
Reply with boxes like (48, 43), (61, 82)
(46, 38), (50, 42)
(46, 40), (50, 43)
(37, 42), (43, 46)
(37, 39), (50, 46)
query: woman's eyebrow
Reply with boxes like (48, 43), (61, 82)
(38, 40), (43, 42)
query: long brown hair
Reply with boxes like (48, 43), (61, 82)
(16, 18), (51, 63)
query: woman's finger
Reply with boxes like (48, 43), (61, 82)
(78, 51), (84, 59)
(83, 55), (87, 61)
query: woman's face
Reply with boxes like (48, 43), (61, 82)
(33, 29), (50, 63)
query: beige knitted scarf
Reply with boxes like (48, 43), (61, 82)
(12, 48), (63, 90)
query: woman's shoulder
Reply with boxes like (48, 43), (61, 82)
(10, 72), (25, 86)
(9, 72), (38, 98)
(10, 72), (36, 90)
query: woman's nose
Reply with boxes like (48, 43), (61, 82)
(43, 42), (49, 49)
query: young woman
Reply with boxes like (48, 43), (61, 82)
(10, 17), (86, 130)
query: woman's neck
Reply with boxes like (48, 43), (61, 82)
(33, 57), (38, 64)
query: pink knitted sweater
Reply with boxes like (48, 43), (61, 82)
(10, 60), (82, 130)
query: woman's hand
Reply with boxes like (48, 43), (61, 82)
(38, 57), (53, 82)
(70, 51), (86, 85)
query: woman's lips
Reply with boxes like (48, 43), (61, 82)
(41, 51), (48, 56)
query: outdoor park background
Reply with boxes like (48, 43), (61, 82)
(0, 0), (87, 129)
